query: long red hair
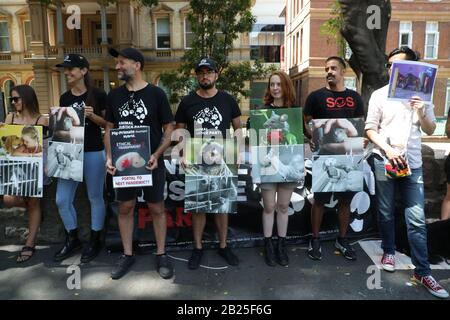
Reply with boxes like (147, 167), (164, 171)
(263, 71), (296, 107)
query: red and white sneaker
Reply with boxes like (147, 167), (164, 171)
(413, 274), (449, 299)
(381, 253), (395, 272)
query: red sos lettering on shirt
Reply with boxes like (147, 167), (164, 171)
(326, 97), (355, 108)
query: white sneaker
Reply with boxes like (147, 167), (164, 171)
(381, 253), (395, 272)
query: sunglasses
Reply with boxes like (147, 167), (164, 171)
(9, 96), (21, 103)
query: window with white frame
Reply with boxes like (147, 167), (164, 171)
(184, 18), (194, 49)
(156, 17), (170, 49)
(399, 21), (412, 48)
(445, 79), (450, 116)
(0, 22), (10, 52)
(425, 22), (439, 59)
(23, 21), (31, 51)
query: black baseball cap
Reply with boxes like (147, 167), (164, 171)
(109, 47), (145, 70)
(195, 58), (218, 73)
(56, 54), (89, 69)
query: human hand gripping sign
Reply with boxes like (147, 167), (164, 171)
(146, 154), (158, 170)
(51, 106), (81, 127)
(84, 106), (94, 119)
(50, 106), (82, 143)
(311, 118), (360, 154)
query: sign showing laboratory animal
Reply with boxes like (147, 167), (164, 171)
(110, 126), (152, 188)
(184, 138), (238, 214)
(311, 118), (364, 193)
(47, 106), (85, 182)
(250, 107), (304, 184)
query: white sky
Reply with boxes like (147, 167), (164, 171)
(251, 0), (285, 25)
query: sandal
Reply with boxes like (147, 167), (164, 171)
(16, 246), (35, 263)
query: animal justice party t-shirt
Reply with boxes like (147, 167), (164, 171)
(175, 90), (241, 138)
(105, 84), (174, 154)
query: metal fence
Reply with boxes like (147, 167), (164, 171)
(0, 159), (42, 197)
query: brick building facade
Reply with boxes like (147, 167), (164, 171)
(283, 0), (450, 123)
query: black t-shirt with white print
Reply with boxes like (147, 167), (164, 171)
(303, 87), (364, 119)
(174, 90), (241, 138)
(105, 84), (174, 154)
(59, 88), (106, 152)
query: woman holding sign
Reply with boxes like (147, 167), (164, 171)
(1, 84), (48, 262)
(256, 71), (299, 267)
(53, 54), (107, 263)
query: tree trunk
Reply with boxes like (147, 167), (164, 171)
(338, 0), (391, 114)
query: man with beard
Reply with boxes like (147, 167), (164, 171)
(175, 58), (242, 270)
(104, 47), (175, 280)
(303, 56), (364, 261)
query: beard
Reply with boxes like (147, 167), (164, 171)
(118, 71), (133, 82)
(198, 80), (215, 90)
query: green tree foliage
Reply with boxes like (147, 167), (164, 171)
(160, 0), (275, 104)
(320, 0), (346, 56)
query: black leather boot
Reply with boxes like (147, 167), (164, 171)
(81, 230), (103, 263)
(264, 237), (276, 267)
(276, 237), (289, 266)
(54, 228), (82, 262)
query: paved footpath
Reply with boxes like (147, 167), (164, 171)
(1, 241), (449, 300)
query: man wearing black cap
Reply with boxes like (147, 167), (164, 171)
(175, 57), (241, 269)
(104, 47), (175, 280)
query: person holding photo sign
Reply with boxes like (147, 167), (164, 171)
(53, 54), (108, 264)
(366, 46), (448, 299)
(1, 85), (48, 263)
(175, 57), (241, 270)
(303, 56), (364, 262)
(105, 47), (174, 280)
(255, 71), (300, 267)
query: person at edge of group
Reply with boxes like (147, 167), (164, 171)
(365, 46), (449, 299)
(440, 114), (450, 220)
(105, 47), (175, 280)
(252, 71), (301, 267)
(1, 85), (48, 263)
(53, 54), (108, 263)
(174, 57), (241, 270)
(303, 56), (365, 261)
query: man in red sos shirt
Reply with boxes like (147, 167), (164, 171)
(304, 56), (364, 262)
